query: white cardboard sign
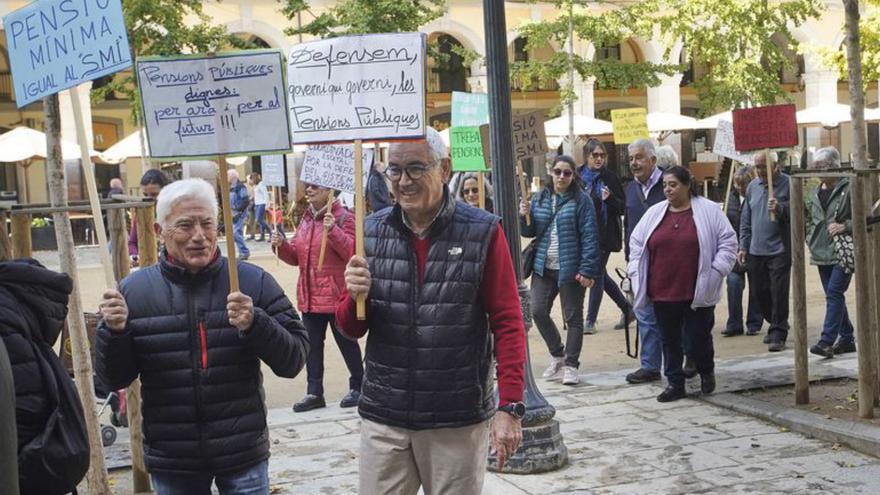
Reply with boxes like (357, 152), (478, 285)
(287, 33), (427, 144)
(137, 50), (291, 159)
(300, 145), (374, 194)
(261, 154), (286, 187)
(713, 120), (755, 165)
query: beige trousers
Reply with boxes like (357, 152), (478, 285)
(358, 418), (491, 495)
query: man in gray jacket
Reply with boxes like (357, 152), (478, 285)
(737, 152), (791, 352)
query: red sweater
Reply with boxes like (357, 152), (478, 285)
(336, 226), (526, 407)
(648, 208), (699, 302)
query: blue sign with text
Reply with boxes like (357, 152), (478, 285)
(3, 0), (132, 107)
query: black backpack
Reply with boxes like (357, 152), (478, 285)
(18, 328), (90, 495)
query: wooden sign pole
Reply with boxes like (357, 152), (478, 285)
(217, 157), (240, 292)
(765, 149), (776, 223)
(517, 162), (531, 225)
(477, 172), (486, 210)
(317, 192), (335, 270)
(354, 139), (366, 319)
(70, 86), (114, 288)
(722, 163), (738, 214)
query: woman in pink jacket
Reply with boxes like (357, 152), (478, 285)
(272, 183), (363, 412)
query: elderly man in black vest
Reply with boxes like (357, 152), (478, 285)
(336, 127), (527, 495)
(96, 178), (309, 495)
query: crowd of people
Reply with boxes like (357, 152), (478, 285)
(0, 125), (859, 494)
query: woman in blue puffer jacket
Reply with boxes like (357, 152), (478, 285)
(520, 155), (600, 386)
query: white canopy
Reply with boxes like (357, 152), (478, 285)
(544, 114), (613, 137)
(693, 111), (734, 130)
(796, 103), (855, 127)
(0, 127), (95, 162)
(647, 112), (697, 133)
(99, 128), (149, 164)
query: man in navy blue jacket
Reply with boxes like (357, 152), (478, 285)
(623, 139), (666, 384)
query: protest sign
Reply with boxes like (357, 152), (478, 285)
(732, 104), (798, 152)
(300, 144), (375, 194)
(611, 108), (650, 144)
(137, 50), (291, 159)
(287, 33), (427, 144)
(512, 111), (548, 161)
(452, 92), (489, 127)
(451, 126), (488, 171)
(3, 0), (133, 107)
(713, 120), (755, 165)
(261, 154), (286, 187)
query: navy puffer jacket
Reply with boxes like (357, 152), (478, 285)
(96, 251), (309, 474)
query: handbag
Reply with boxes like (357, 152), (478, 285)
(521, 194), (562, 279)
(831, 191), (855, 274)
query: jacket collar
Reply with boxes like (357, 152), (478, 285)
(159, 247), (224, 285)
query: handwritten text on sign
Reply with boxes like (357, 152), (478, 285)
(732, 104), (798, 152)
(137, 50), (292, 159)
(512, 111), (548, 161)
(713, 120), (755, 165)
(451, 126), (487, 171)
(261, 154), (286, 187)
(3, 0), (132, 107)
(611, 108), (650, 144)
(287, 33), (426, 143)
(300, 145), (375, 194)
(452, 92), (489, 127)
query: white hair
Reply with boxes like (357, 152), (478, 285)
(655, 145), (680, 169)
(628, 139), (656, 157)
(813, 146), (841, 169)
(227, 168), (239, 180)
(425, 127), (449, 165)
(755, 151), (778, 165)
(156, 178), (219, 227)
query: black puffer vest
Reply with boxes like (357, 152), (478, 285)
(359, 195), (499, 430)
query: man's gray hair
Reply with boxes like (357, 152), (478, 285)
(757, 151), (779, 164)
(813, 146), (841, 169)
(227, 168), (239, 180)
(655, 145), (680, 169)
(628, 138), (656, 157)
(156, 178), (219, 227)
(425, 127), (449, 166)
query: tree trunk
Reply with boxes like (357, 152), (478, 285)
(0, 211), (11, 262)
(844, 0), (867, 171)
(44, 93), (112, 494)
(10, 214), (31, 259)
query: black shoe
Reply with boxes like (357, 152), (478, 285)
(700, 373), (716, 395)
(614, 308), (635, 330)
(626, 368), (661, 384)
(833, 340), (857, 355)
(721, 328), (744, 337)
(768, 340), (786, 352)
(683, 358), (698, 379)
(340, 389), (360, 408)
(746, 327), (762, 336)
(657, 385), (687, 402)
(810, 342), (835, 358)
(762, 334), (772, 344)
(293, 394), (326, 413)
(258, 235), (266, 242)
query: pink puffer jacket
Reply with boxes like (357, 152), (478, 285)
(277, 200), (355, 314)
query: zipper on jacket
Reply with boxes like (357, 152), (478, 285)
(198, 319), (208, 370)
(407, 243), (419, 427)
(188, 298), (207, 467)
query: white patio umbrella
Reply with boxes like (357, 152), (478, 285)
(646, 112), (697, 133)
(866, 106), (880, 122)
(796, 103), (854, 127)
(0, 126), (95, 162)
(693, 111), (734, 130)
(439, 128), (450, 147)
(99, 128), (148, 164)
(544, 114), (613, 137)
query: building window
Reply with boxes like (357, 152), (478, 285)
(595, 44), (621, 62)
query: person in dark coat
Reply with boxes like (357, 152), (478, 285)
(0, 258), (74, 495)
(579, 139), (631, 334)
(722, 165), (763, 337)
(97, 178), (309, 495)
(0, 336), (18, 495)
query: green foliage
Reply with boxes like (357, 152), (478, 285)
(656, 0), (822, 113)
(813, 9), (880, 88)
(30, 217), (49, 228)
(91, 0), (249, 122)
(512, 0), (681, 105)
(278, 0), (446, 37)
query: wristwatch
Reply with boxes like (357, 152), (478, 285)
(498, 401), (526, 419)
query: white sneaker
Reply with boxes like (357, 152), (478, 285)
(562, 366), (580, 385)
(542, 357), (565, 379)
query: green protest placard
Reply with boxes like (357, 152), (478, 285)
(450, 126), (487, 171)
(452, 92), (489, 127)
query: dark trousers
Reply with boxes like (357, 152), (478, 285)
(654, 302), (716, 389)
(747, 254), (791, 342)
(726, 271), (763, 333)
(532, 269), (587, 368)
(302, 313), (364, 397)
(585, 250), (629, 325)
(817, 265), (855, 346)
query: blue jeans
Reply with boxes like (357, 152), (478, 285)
(585, 250), (630, 325)
(151, 460), (269, 495)
(254, 204), (270, 237)
(233, 210), (250, 257)
(818, 265), (855, 346)
(726, 271), (763, 332)
(655, 302), (715, 388)
(635, 304), (662, 372)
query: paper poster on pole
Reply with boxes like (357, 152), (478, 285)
(137, 50), (291, 159)
(512, 111), (549, 161)
(261, 154), (286, 187)
(3, 0), (133, 107)
(287, 33), (427, 144)
(451, 126), (488, 171)
(611, 108), (650, 144)
(452, 92), (489, 127)
(300, 144), (375, 194)
(713, 120), (755, 165)
(731, 104), (798, 152)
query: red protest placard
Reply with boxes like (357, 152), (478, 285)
(731, 104), (798, 152)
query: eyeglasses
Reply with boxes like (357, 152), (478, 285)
(385, 162), (435, 182)
(463, 188), (479, 195)
(591, 152), (607, 159)
(551, 168), (574, 178)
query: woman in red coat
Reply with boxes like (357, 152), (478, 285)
(272, 183), (363, 412)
